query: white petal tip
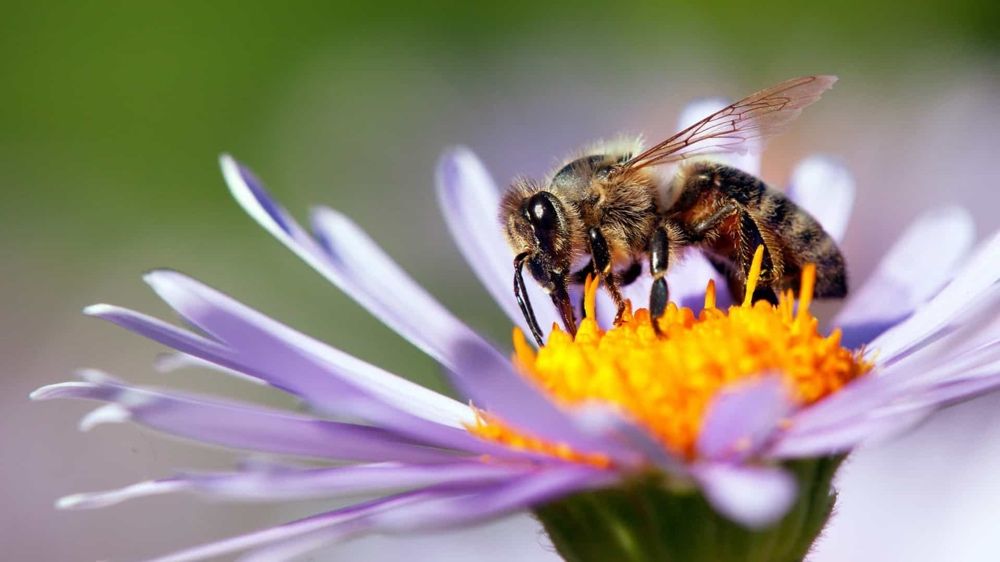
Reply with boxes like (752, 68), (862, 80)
(79, 404), (131, 431)
(30, 382), (93, 401)
(82, 303), (116, 316)
(56, 494), (88, 510)
(57, 480), (181, 510)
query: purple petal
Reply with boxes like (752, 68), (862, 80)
(572, 403), (685, 474)
(32, 372), (469, 463)
(770, 344), (1000, 459)
(221, 154), (506, 378)
(153, 466), (612, 562)
(144, 270), (474, 428)
(435, 148), (561, 339)
(691, 463), (797, 528)
(676, 253), (729, 310)
(697, 375), (794, 462)
(83, 301), (490, 453)
(787, 156), (854, 243)
(836, 208), (976, 349)
(239, 467), (608, 562)
(148, 492), (430, 562)
(365, 465), (615, 531)
(868, 229), (999, 364)
(58, 461), (532, 508)
(769, 407), (933, 459)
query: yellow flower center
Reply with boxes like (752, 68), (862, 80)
(469, 247), (872, 465)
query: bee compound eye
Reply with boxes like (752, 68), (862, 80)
(527, 192), (558, 232)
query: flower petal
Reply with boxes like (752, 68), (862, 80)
(786, 156), (855, 243)
(867, 229), (999, 364)
(83, 302), (490, 452)
(32, 372), (469, 463)
(152, 466), (612, 562)
(57, 462), (531, 508)
(221, 155), (505, 376)
(147, 492), (430, 562)
(697, 375), (794, 462)
(435, 148), (561, 338)
(144, 269), (474, 428)
(836, 207), (975, 348)
(240, 467), (607, 562)
(768, 407), (932, 459)
(691, 463), (797, 528)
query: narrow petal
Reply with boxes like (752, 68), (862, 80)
(154, 466), (611, 562)
(58, 462), (532, 508)
(221, 154), (506, 377)
(240, 466), (609, 562)
(32, 374), (468, 463)
(148, 492), (429, 562)
(435, 148), (560, 338)
(786, 156), (855, 243)
(836, 208), (975, 348)
(770, 342), (1000, 459)
(867, 229), (999, 364)
(697, 375), (793, 462)
(785, 304), (1000, 440)
(768, 408), (932, 459)
(144, 269), (474, 428)
(84, 301), (491, 452)
(692, 463), (797, 528)
(365, 465), (615, 531)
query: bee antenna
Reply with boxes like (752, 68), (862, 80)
(514, 252), (545, 346)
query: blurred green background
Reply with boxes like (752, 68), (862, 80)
(3, 1), (999, 560)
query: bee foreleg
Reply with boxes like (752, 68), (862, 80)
(587, 227), (627, 323)
(648, 225), (671, 334)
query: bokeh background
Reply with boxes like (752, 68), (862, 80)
(3, 1), (999, 560)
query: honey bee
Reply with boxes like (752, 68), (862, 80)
(501, 75), (847, 345)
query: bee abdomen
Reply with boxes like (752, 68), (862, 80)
(768, 192), (848, 298)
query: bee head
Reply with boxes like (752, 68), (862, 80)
(500, 188), (573, 289)
(501, 183), (578, 343)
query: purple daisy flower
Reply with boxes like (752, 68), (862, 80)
(34, 98), (1000, 561)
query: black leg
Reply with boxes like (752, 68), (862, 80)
(513, 253), (545, 346)
(648, 225), (671, 333)
(588, 227), (626, 322)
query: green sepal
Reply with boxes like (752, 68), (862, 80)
(534, 456), (844, 562)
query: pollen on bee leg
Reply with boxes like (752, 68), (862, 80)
(742, 245), (767, 307)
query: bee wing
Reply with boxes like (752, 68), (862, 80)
(620, 75), (837, 171)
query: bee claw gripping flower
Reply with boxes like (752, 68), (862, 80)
(34, 110), (1000, 560)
